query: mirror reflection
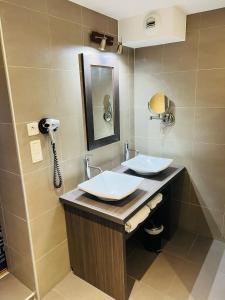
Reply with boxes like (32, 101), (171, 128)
(148, 93), (170, 115)
(91, 66), (114, 140)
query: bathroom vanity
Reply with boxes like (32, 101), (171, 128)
(60, 165), (185, 300)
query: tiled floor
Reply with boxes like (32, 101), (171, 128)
(43, 230), (225, 300)
(0, 273), (34, 300)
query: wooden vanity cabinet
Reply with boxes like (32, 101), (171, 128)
(61, 165), (185, 300)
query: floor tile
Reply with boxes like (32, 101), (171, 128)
(186, 236), (213, 265)
(43, 290), (65, 300)
(54, 272), (113, 300)
(127, 244), (157, 280)
(163, 229), (197, 259)
(43, 233), (225, 300)
(128, 280), (165, 300)
(139, 253), (182, 293)
(167, 260), (201, 300)
(0, 273), (33, 300)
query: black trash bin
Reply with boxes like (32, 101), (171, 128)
(143, 221), (164, 253)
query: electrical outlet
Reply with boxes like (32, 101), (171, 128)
(27, 122), (39, 136)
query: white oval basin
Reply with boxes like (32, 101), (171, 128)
(121, 154), (173, 175)
(78, 170), (144, 201)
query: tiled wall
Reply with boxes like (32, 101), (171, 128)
(0, 36), (35, 289)
(0, 0), (134, 297)
(134, 9), (225, 240)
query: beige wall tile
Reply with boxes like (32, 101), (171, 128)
(162, 71), (196, 107)
(135, 106), (162, 139)
(134, 72), (164, 107)
(9, 67), (57, 123)
(9, 247), (35, 290)
(89, 142), (121, 171)
(0, 170), (26, 219)
(162, 30), (198, 72)
(4, 0), (47, 12)
(119, 46), (134, 75)
(161, 107), (195, 141)
(186, 13), (201, 30)
(195, 108), (225, 144)
(161, 139), (193, 172)
(135, 136), (163, 157)
(62, 156), (84, 192)
(200, 8), (225, 28)
(196, 69), (225, 107)
(50, 69), (83, 117)
(47, 0), (82, 24)
(31, 205), (67, 260)
(60, 115), (85, 161)
(0, 67), (12, 123)
(36, 240), (70, 296)
(199, 26), (225, 69)
(49, 16), (83, 70)
(0, 2), (51, 67)
(135, 45), (163, 74)
(82, 7), (109, 32)
(3, 209), (31, 255)
(24, 167), (62, 220)
(108, 18), (118, 36)
(0, 123), (20, 174)
(192, 142), (225, 211)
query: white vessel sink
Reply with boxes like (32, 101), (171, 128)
(121, 154), (173, 175)
(78, 170), (144, 201)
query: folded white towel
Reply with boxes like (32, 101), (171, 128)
(125, 206), (150, 233)
(146, 193), (163, 210)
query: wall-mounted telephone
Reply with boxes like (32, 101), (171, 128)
(38, 118), (63, 189)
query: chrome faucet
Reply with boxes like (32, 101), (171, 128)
(84, 155), (103, 180)
(124, 142), (139, 161)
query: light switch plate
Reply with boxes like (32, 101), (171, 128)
(30, 140), (43, 163)
(27, 122), (39, 136)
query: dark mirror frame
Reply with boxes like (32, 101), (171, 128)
(81, 53), (120, 151)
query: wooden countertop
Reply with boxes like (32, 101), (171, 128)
(60, 165), (185, 225)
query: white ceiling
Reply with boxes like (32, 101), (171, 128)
(69, 0), (225, 20)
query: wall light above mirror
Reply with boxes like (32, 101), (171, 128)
(148, 93), (175, 126)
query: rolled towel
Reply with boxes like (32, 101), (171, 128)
(125, 206), (150, 233)
(146, 193), (163, 210)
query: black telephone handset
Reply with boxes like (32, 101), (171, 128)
(39, 118), (63, 189)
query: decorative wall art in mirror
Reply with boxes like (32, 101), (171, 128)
(81, 53), (120, 150)
(148, 93), (175, 126)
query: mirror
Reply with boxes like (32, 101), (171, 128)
(148, 93), (175, 126)
(148, 93), (170, 115)
(81, 53), (120, 150)
(91, 66), (114, 140)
